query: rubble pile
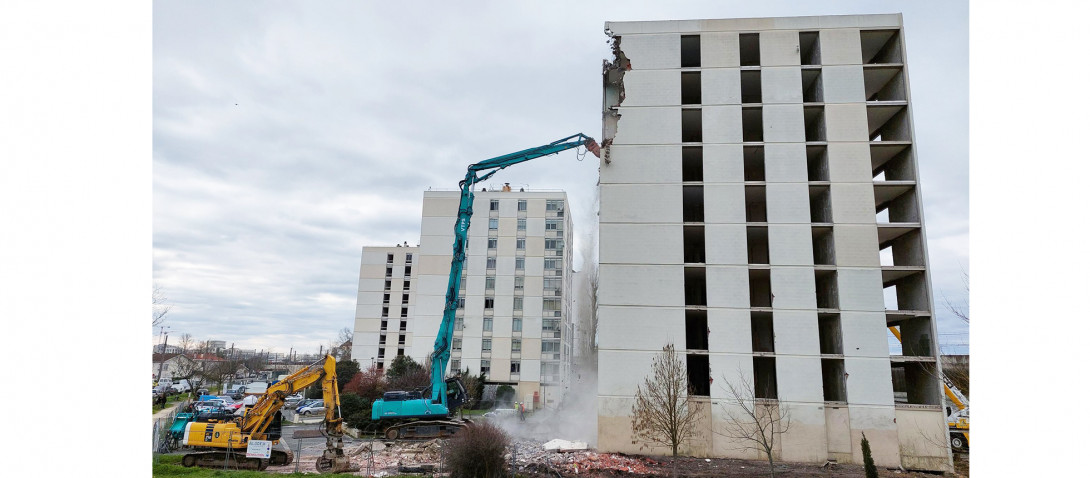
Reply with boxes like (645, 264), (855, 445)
(356, 439), (444, 477)
(511, 439), (660, 476)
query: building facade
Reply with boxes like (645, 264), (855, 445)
(597, 14), (950, 471)
(351, 245), (419, 370)
(352, 190), (575, 407)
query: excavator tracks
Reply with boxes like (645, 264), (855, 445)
(180, 442), (293, 470)
(378, 418), (467, 440)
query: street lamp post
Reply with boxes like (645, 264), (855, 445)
(155, 326), (170, 383)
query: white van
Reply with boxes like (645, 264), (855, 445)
(243, 382), (268, 396)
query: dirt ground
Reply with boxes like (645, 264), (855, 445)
(264, 436), (968, 477)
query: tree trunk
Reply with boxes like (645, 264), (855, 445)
(767, 452), (775, 478)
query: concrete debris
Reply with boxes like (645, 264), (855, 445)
(543, 439), (588, 452)
(511, 439), (659, 475)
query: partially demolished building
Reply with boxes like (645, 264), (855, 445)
(596, 14), (950, 471)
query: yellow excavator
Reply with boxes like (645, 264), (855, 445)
(179, 354), (355, 472)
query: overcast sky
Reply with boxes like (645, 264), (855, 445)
(152, 0), (968, 356)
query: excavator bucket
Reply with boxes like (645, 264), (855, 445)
(585, 139), (601, 158)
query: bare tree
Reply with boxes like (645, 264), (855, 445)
(631, 344), (701, 470)
(942, 270), (969, 324)
(177, 333), (193, 354)
(152, 284), (172, 327)
(716, 369), (791, 478)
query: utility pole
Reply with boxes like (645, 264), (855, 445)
(155, 326), (170, 383)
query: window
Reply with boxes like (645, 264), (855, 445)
(513, 296), (523, 311)
(512, 317), (522, 332)
(486, 257), (497, 269)
(544, 277), (562, 291)
(386, 253), (394, 263)
(481, 359), (490, 374)
(489, 218), (498, 230)
(482, 339), (492, 352)
(514, 276), (524, 290)
(546, 200), (563, 211)
(384, 280), (391, 290)
(381, 306), (389, 317)
(485, 276), (495, 290)
(451, 359), (460, 370)
(483, 317), (493, 331)
(542, 341), (560, 353)
(545, 219), (561, 231)
(544, 258), (560, 269)
(490, 199), (499, 211)
(457, 297), (465, 309)
(487, 238), (497, 249)
(518, 200), (527, 211)
(484, 297), (494, 309)
(545, 238), (563, 250)
(516, 238), (525, 250)
(400, 308), (408, 318)
(403, 280), (410, 290)
(380, 319), (388, 331)
(405, 253), (413, 262)
(515, 257), (525, 270)
(385, 266), (392, 277)
(454, 317), (463, 330)
(510, 361), (521, 374)
(543, 298), (561, 313)
(512, 339), (522, 352)
(403, 266), (411, 277)
(517, 218), (526, 230)
(543, 318), (560, 331)
(383, 293), (391, 303)
(402, 293), (409, 303)
(681, 34), (700, 68)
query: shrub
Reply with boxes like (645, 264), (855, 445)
(496, 385), (516, 406)
(862, 432), (878, 478)
(442, 422), (509, 478)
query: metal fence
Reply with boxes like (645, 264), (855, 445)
(152, 398), (192, 462)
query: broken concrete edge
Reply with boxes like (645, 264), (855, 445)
(601, 26), (629, 165)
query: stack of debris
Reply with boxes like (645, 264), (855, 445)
(509, 438), (660, 476)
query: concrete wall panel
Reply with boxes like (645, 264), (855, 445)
(773, 309), (820, 355)
(761, 67), (803, 103)
(777, 402), (828, 462)
(707, 308), (753, 354)
(821, 65), (865, 103)
(705, 266), (751, 308)
(831, 183), (877, 224)
(703, 105), (743, 143)
(599, 264), (684, 307)
(827, 142), (873, 182)
(848, 407), (900, 467)
(768, 224), (815, 266)
(613, 107), (682, 145)
(818, 29), (863, 65)
(600, 184), (682, 224)
(600, 223), (683, 265)
(704, 224), (748, 265)
(598, 350), (658, 396)
(771, 267), (817, 309)
(701, 32), (740, 67)
(836, 268), (885, 312)
(765, 183), (811, 223)
(833, 225), (880, 267)
(759, 30), (801, 66)
(763, 104), (805, 143)
(598, 306), (685, 350)
(702, 184), (747, 223)
(844, 358), (895, 406)
(701, 68), (741, 105)
(623, 70), (681, 106)
(763, 143), (807, 182)
(824, 104), (869, 142)
(702, 144), (744, 183)
(600, 145), (681, 184)
(840, 311), (890, 358)
(621, 34), (681, 70)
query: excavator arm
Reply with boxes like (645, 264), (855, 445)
(239, 354), (341, 439)
(429, 134), (599, 405)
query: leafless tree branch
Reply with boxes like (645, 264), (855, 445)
(715, 368), (791, 478)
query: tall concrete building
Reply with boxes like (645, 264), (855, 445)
(597, 14), (950, 471)
(351, 245), (419, 370)
(353, 189), (575, 407)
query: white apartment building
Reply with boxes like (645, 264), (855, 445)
(597, 14), (950, 472)
(351, 245), (418, 370)
(352, 190), (574, 407)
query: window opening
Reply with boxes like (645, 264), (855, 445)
(681, 71), (701, 105)
(683, 225), (706, 263)
(685, 310), (708, 351)
(687, 354), (711, 396)
(799, 31), (821, 65)
(741, 106), (763, 142)
(680, 35), (701, 67)
(753, 356), (778, 399)
(749, 270), (772, 308)
(739, 33), (760, 66)
(682, 109), (703, 143)
(682, 146), (703, 182)
(740, 70), (762, 104)
(743, 146), (765, 181)
(682, 185), (704, 222)
(745, 185), (767, 222)
(684, 267), (707, 306)
(747, 226), (769, 264)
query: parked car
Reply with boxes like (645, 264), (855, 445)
(192, 400), (228, 412)
(298, 402), (326, 416)
(153, 384), (173, 395)
(295, 399), (321, 413)
(284, 393), (305, 408)
(171, 379), (191, 393)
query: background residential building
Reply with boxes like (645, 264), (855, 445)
(597, 14), (949, 472)
(351, 245), (419, 370)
